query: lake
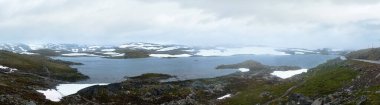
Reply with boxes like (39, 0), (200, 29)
(55, 54), (338, 83)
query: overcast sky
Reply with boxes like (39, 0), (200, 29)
(1, 0), (380, 49)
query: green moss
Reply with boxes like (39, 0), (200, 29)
(294, 65), (358, 97)
(0, 50), (88, 82)
(29, 49), (65, 56)
(353, 85), (380, 104)
(346, 48), (380, 60)
(222, 80), (296, 105)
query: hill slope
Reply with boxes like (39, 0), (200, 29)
(0, 50), (90, 104)
(0, 50), (88, 82)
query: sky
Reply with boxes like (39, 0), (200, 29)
(1, 0), (380, 49)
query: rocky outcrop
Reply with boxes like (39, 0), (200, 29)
(216, 60), (268, 70)
(216, 60), (301, 73)
(346, 48), (380, 60)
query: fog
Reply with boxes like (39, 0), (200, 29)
(1, 0), (380, 49)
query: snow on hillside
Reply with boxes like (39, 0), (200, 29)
(28, 44), (44, 50)
(118, 43), (192, 52)
(0, 65), (18, 73)
(0, 43), (342, 58)
(119, 42), (163, 50)
(157, 46), (180, 51)
(0, 43), (32, 53)
(103, 52), (124, 57)
(150, 54), (192, 58)
(217, 94), (232, 100)
(37, 83), (108, 102)
(195, 47), (289, 56)
(238, 68), (250, 72)
(101, 49), (116, 52)
(20, 52), (37, 55)
(271, 69), (308, 79)
(62, 53), (98, 57)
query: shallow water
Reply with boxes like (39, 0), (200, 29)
(55, 54), (337, 83)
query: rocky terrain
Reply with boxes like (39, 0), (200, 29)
(346, 47), (380, 60)
(216, 60), (301, 71)
(0, 50), (88, 105)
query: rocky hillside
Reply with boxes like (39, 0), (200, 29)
(259, 48), (380, 105)
(0, 50), (88, 82)
(0, 50), (90, 105)
(218, 48), (380, 105)
(346, 47), (380, 60)
(216, 60), (301, 71)
(0, 71), (59, 105)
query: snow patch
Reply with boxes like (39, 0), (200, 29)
(291, 49), (315, 53)
(340, 56), (347, 61)
(184, 49), (195, 52)
(238, 68), (250, 72)
(20, 52), (37, 55)
(294, 52), (305, 55)
(103, 52), (124, 57)
(196, 47), (289, 56)
(71, 49), (79, 53)
(150, 54), (192, 58)
(331, 49), (343, 52)
(271, 69), (308, 79)
(37, 83), (108, 102)
(19, 47), (27, 52)
(119, 43), (162, 50)
(89, 46), (101, 49)
(157, 47), (179, 51)
(0, 65), (18, 73)
(217, 94), (232, 100)
(101, 49), (115, 52)
(62, 53), (98, 57)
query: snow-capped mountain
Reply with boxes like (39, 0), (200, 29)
(0, 43), (114, 56)
(0, 43), (31, 53)
(118, 42), (192, 52)
(0, 43), (347, 58)
(0, 43), (101, 53)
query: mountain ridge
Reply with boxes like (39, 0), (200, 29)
(0, 43), (348, 58)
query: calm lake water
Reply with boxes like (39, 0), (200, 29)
(55, 54), (338, 83)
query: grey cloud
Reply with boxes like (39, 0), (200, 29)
(0, 0), (380, 49)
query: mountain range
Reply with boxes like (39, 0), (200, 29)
(0, 42), (347, 58)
